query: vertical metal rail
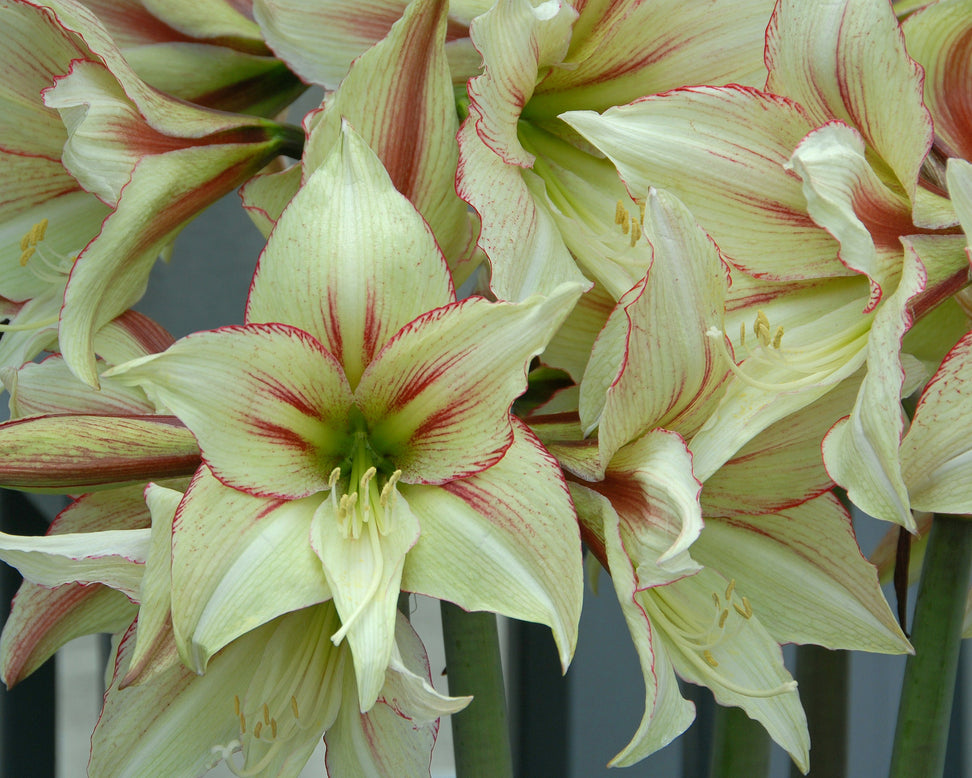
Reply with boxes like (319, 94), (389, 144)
(0, 489), (56, 777)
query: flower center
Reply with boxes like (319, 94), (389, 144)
(327, 432), (403, 542)
(642, 577), (796, 699)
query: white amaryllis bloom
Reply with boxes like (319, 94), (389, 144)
(108, 123), (585, 712)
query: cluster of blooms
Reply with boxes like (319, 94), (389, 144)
(0, 0), (969, 774)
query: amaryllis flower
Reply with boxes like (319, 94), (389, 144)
(107, 123), (585, 712)
(78, 0), (307, 116)
(456, 0), (775, 300)
(4, 0), (303, 387)
(532, 190), (909, 769)
(562, 0), (970, 527)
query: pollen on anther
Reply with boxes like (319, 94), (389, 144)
(328, 467), (342, 488)
(291, 695), (300, 719)
(711, 592), (720, 609)
(725, 579), (735, 601)
(614, 200), (626, 226)
(271, 719), (278, 739)
(253, 721), (263, 739)
(239, 713), (247, 734)
(703, 650), (719, 667)
(234, 695), (241, 716)
(742, 596), (752, 618)
(629, 217), (641, 247)
(262, 703), (270, 725)
(718, 609), (729, 629)
(772, 326), (784, 349)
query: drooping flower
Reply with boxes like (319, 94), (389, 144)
(107, 122), (585, 712)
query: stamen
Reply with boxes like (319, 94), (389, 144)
(262, 704), (270, 725)
(239, 713), (246, 734)
(379, 470), (402, 509)
(253, 721), (263, 739)
(629, 217), (641, 247)
(772, 326), (784, 349)
(711, 592), (720, 609)
(359, 466), (377, 493)
(614, 200), (627, 226)
(291, 696), (299, 719)
(703, 650), (719, 667)
(725, 579), (735, 601)
(234, 695), (241, 717)
(270, 719), (277, 739)
(328, 467), (341, 489)
(718, 609), (729, 629)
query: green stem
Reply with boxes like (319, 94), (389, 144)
(440, 602), (513, 778)
(889, 514), (972, 778)
(790, 646), (847, 777)
(709, 704), (770, 778)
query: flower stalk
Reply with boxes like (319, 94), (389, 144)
(890, 514), (972, 778)
(790, 645), (848, 778)
(440, 602), (513, 778)
(709, 704), (770, 778)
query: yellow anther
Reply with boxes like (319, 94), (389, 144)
(19, 233), (30, 252)
(359, 466), (377, 493)
(754, 310), (771, 346)
(328, 467), (341, 488)
(239, 713), (246, 734)
(725, 579), (735, 601)
(712, 592), (720, 609)
(262, 703), (270, 725)
(379, 470), (402, 508)
(703, 650), (719, 668)
(291, 696), (300, 719)
(739, 322), (746, 347)
(614, 200), (627, 226)
(253, 721), (263, 739)
(637, 200), (646, 223)
(718, 609), (729, 629)
(629, 217), (641, 247)
(18, 246), (35, 266)
(234, 695), (240, 716)
(742, 596), (752, 619)
(32, 219), (48, 243)
(270, 718), (278, 739)
(772, 326), (784, 349)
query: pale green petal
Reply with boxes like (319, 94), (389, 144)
(0, 528), (149, 598)
(948, 158), (972, 248)
(401, 421), (582, 670)
(125, 482), (183, 686)
(580, 189), (730, 464)
(91, 605), (346, 778)
(596, 489), (695, 765)
(785, 122), (914, 308)
(766, 0), (932, 198)
(903, 0), (972, 161)
(310, 481), (420, 711)
(357, 284), (582, 485)
(324, 615), (470, 777)
(901, 331), (972, 514)
(302, 0), (476, 273)
(60, 144), (279, 388)
(239, 164), (301, 238)
(170, 468), (331, 674)
(823, 244), (926, 528)
(106, 325), (355, 500)
(247, 122), (454, 388)
(562, 88), (842, 281)
(0, 413), (199, 493)
(694, 493), (910, 653)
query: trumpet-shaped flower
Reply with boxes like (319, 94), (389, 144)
(107, 123), (585, 712)
(456, 0), (775, 300)
(532, 190), (909, 769)
(562, 0), (970, 526)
